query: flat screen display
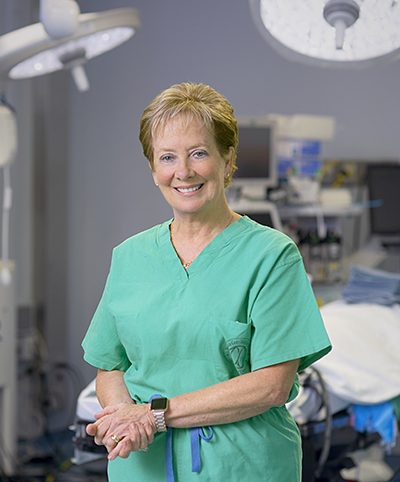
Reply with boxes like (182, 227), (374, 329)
(236, 125), (273, 179)
(231, 119), (277, 199)
(367, 164), (400, 234)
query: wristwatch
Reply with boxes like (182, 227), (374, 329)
(150, 397), (169, 432)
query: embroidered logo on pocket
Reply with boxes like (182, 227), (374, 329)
(223, 338), (250, 374)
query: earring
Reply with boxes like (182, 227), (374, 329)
(155, 182), (159, 187)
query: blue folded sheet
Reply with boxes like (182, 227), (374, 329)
(341, 265), (400, 305)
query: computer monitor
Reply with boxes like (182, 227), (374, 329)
(231, 118), (277, 199)
(367, 163), (400, 242)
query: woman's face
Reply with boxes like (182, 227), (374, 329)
(151, 115), (233, 220)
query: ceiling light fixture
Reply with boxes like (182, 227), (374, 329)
(0, 3), (140, 91)
(249, 0), (400, 68)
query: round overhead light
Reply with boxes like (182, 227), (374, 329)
(0, 8), (140, 90)
(8, 26), (135, 80)
(249, 0), (400, 68)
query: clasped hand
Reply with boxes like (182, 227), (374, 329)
(86, 402), (156, 460)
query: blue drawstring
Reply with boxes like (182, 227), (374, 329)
(165, 427), (174, 482)
(149, 394), (214, 481)
(165, 427), (213, 481)
(190, 426), (214, 473)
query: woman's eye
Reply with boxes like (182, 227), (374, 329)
(160, 154), (174, 162)
(193, 150), (207, 159)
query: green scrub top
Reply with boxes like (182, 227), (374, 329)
(82, 216), (331, 481)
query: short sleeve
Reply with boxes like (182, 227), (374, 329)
(82, 274), (131, 372)
(250, 243), (331, 373)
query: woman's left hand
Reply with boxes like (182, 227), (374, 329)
(107, 422), (154, 460)
(86, 402), (156, 457)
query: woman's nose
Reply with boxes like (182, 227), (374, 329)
(176, 158), (194, 180)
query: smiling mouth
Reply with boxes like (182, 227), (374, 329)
(175, 184), (203, 193)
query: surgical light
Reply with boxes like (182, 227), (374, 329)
(0, 6), (140, 91)
(249, 0), (400, 68)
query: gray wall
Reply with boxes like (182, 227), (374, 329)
(6, 0), (400, 386)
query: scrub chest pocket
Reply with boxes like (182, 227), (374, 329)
(209, 316), (251, 381)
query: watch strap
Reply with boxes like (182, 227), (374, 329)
(153, 410), (167, 432)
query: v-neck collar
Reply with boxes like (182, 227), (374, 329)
(158, 217), (248, 281)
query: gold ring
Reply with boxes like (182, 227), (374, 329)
(111, 434), (122, 444)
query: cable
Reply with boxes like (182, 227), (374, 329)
(4, 326), (97, 481)
(309, 366), (333, 480)
(46, 361), (86, 430)
(18, 330), (85, 434)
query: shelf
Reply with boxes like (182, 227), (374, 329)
(228, 199), (279, 213)
(279, 203), (364, 218)
(229, 198), (364, 218)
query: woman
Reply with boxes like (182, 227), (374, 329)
(82, 82), (331, 481)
